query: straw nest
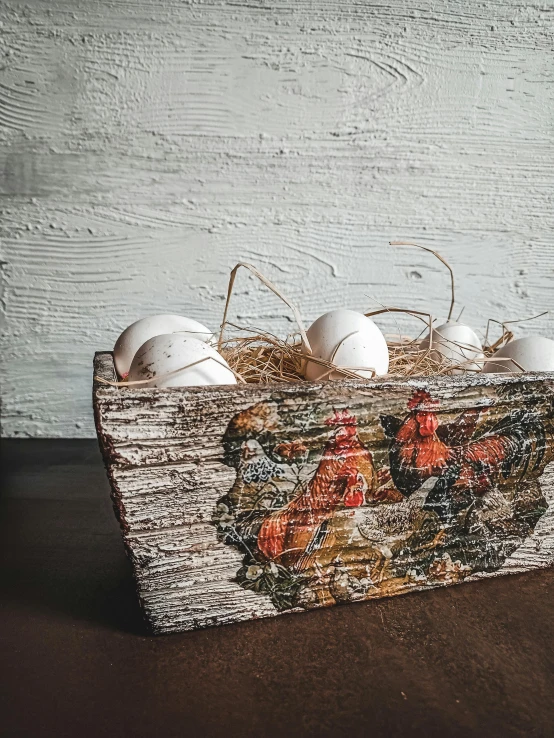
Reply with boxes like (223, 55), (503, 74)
(217, 244), (540, 385)
(96, 242), (545, 389)
(219, 323), (515, 385)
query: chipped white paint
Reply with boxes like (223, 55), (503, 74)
(1, 0), (553, 437)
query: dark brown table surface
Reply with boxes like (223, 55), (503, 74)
(1, 440), (553, 738)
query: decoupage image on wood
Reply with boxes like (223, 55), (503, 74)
(215, 383), (554, 614)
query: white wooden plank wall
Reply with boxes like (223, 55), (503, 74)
(0, 0), (552, 437)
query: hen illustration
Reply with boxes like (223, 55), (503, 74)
(381, 389), (548, 521)
(257, 409), (395, 573)
(216, 439), (290, 555)
(227, 438), (288, 512)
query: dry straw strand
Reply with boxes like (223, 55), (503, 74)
(218, 262), (312, 354)
(389, 241), (456, 322)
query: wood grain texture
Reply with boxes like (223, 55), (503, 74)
(94, 352), (554, 633)
(2, 0), (554, 437)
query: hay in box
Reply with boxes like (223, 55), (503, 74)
(93, 256), (554, 634)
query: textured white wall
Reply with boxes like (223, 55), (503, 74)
(1, 0), (553, 437)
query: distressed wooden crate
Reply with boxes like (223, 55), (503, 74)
(93, 351), (554, 634)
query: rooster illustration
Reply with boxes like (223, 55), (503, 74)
(381, 389), (548, 522)
(257, 409), (387, 572)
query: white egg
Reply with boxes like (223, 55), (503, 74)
(114, 314), (213, 378)
(420, 321), (484, 374)
(482, 336), (554, 374)
(302, 309), (389, 381)
(128, 334), (236, 388)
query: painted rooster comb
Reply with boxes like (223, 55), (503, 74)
(325, 408), (357, 427)
(407, 389), (440, 411)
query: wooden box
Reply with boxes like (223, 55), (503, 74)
(93, 351), (554, 634)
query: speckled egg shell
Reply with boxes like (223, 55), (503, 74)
(128, 334), (236, 387)
(114, 314), (213, 378)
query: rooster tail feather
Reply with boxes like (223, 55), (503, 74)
(422, 466), (471, 523)
(380, 414), (403, 438)
(484, 409), (547, 478)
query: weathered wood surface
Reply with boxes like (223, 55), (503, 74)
(94, 352), (554, 633)
(3, 0), (554, 437)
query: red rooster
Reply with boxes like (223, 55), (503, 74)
(257, 409), (387, 572)
(381, 389), (548, 521)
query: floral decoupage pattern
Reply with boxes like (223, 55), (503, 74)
(214, 383), (554, 612)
